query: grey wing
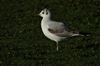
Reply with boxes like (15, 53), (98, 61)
(48, 22), (66, 33)
(48, 22), (72, 37)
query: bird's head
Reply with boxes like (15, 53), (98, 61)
(38, 8), (51, 18)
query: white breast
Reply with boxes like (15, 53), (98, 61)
(41, 20), (65, 42)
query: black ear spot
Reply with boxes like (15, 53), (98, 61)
(46, 10), (48, 15)
(46, 12), (48, 15)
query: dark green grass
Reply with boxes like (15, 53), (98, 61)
(0, 0), (100, 66)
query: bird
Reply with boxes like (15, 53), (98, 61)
(38, 8), (88, 51)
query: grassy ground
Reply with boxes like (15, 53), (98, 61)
(0, 0), (100, 66)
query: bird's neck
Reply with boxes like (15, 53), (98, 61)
(42, 16), (51, 22)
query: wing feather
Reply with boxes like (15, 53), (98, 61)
(48, 22), (79, 37)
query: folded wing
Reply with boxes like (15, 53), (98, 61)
(48, 22), (78, 37)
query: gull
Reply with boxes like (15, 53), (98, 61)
(38, 8), (88, 51)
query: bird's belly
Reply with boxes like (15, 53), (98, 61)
(41, 27), (65, 42)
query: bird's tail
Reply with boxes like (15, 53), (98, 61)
(79, 32), (90, 36)
(72, 32), (90, 37)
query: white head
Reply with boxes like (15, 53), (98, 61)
(39, 8), (51, 18)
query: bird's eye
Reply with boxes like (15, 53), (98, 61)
(42, 12), (44, 14)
